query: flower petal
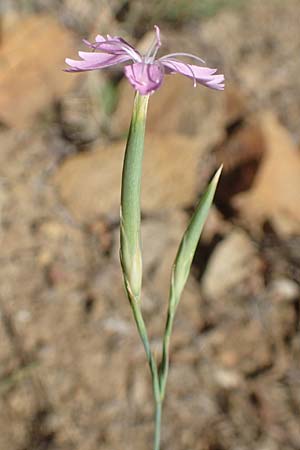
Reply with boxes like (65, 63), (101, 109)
(95, 35), (107, 42)
(161, 59), (225, 90)
(65, 53), (131, 72)
(83, 35), (141, 61)
(124, 62), (164, 95)
(204, 74), (225, 90)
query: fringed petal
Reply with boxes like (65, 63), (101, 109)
(65, 53), (130, 72)
(161, 59), (225, 91)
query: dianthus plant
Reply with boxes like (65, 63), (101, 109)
(66, 25), (224, 450)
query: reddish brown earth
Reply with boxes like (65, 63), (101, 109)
(0, 1), (300, 449)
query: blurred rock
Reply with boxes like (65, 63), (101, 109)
(215, 321), (273, 375)
(202, 229), (262, 300)
(54, 133), (206, 222)
(213, 367), (242, 389)
(0, 14), (78, 128)
(57, 88), (102, 145)
(202, 0), (300, 138)
(140, 211), (187, 282)
(233, 114), (300, 238)
(2, 2), (300, 450)
(0, 309), (18, 379)
(36, 219), (89, 292)
(224, 85), (248, 128)
(200, 205), (231, 244)
(211, 116), (265, 216)
(269, 300), (297, 351)
(0, 11), (20, 40)
(268, 278), (300, 304)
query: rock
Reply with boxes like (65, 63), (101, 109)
(213, 367), (242, 389)
(233, 113), (300, 237)
(269, 300), (297, 349)
(36, 219), (89, 291)
(140, 211), (187, 282)
(211, 116), (265, 215)
(268, 278), (300, 303)
(202, 229), (262, 300)
(54, 133), (206, 222)
(200, 205), (231, 244)
(215, 321), (273, 375)
(0, 14), (78, 127)
(224, 85), (248, 128)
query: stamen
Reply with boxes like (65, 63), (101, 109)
(154, 25), (161, 48)
(82, 38), (92, 46)
(144, 25), (162, 63)
(160, 52), (205, 64)
(145, 39), (157, 62)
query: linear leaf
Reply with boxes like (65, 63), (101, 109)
(170, 165), (222, 310)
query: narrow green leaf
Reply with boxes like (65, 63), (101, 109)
(170, 165), (222, 311)
(159, 165), (222, 400)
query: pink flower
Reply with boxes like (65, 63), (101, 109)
(65, 26), (224, 95)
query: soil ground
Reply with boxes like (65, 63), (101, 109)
(0, 1), (300, 450)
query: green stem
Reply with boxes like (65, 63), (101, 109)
(119, 92), (163, 450)
(130, 301), (160, 401)
(159, 305), (175, 400)
(154, 399), (162, 450)
(130, 300), (162, 450)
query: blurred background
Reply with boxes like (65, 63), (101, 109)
(0, 1), (300, 449)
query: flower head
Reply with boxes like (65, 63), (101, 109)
(65, 26), (224, 95)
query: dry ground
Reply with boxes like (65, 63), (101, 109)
(0, 1), (300, 449)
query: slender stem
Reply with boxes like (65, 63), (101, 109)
(159, 305), (175, 401)
(130, 300), (162, 450)
(130, 300), (160, 400)
(120, 92), (163, 449)
(154, 399), (162, 450)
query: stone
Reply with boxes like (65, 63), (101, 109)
(202, 229), (262, 300)
(54, 133), (206, 222)
(234, 113), (300, 237)
(0, 15), (78, 127)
